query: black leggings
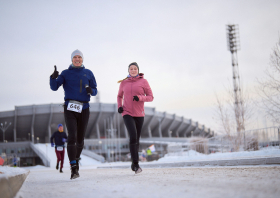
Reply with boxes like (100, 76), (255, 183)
(123, 115), (144, 145)
(64, 106), (90, 162)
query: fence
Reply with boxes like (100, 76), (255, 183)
(167, 126), (280, 155)
(243, 126), (279, 149)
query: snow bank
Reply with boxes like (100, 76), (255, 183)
(157, 147), (280, 163)
(0, 166), (28, 177)
(0, 166), (29, 198)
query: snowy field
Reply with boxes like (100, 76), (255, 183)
(34, 143), (101, 168)
(15, 166), (280, 198)
(156, 147), (280, 163)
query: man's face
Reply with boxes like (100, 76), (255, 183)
(72, 55), (83, 67)
(58, 126), (63, 132)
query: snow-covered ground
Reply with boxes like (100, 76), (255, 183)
(34, 143), (101, 169)
(156, 147), (280, 163)
(15, 166), (280, 198)
(0, 166), (28, 177)
(2, 146), (278, 198)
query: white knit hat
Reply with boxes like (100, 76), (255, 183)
(71, 49), (84, 61)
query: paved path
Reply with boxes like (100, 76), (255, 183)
(15, 166), (280, 198)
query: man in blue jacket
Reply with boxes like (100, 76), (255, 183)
(50, 49), (97, 179)
(50, 124), (67, 173)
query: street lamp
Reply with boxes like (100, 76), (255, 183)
(0, 122), (11, 143)
(99, 141), (102, 155)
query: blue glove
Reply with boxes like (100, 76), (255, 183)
(51, 143), (55, 147)
(62, 138), (67, 142)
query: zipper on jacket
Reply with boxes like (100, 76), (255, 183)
(131, 78), (133, 116)
(80, 79), (82, 93)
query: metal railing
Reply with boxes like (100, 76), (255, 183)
(30, 143), (50, 167)
(166, 126), (280, 155)
(81, 149), (105, 163)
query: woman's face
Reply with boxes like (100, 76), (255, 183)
(129, 65), (138, 77)
(72, 55), (83, 67)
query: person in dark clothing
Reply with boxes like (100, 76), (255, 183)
(50, 123), (68, 173)
(49, 49), (97, 179)
(13, 155), (17, 167)
(117, 62), (154, 174)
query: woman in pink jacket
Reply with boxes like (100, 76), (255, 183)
(117, 62), (154, 174)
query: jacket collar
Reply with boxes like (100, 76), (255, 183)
(68, 64), (85, 70)
(128, 73), (144, 80)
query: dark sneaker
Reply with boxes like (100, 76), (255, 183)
(70, 164), (79, 180)
(76, 157), (81, 171)
(131, 163), (142, 174)
(60, 168), (63, 173)
(131, 163), (137, 171)
(135, 167), (142, 174)
(56, 162), (59, 170)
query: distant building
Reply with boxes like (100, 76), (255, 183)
(0, 103), (214, 143)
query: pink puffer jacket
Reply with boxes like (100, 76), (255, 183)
(117, 73), (154, 117)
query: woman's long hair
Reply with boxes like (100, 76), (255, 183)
(118, 62), (139, 83)
(117, 77), (128, 83)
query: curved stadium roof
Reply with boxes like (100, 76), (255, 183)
(0, 103), (214, 143)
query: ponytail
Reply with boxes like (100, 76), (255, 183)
(117, 77), (128, 83)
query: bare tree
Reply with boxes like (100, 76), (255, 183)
(257, 37), (280, 123)
(214, 86), (253, 151)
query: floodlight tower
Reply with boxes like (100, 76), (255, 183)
(226, 24), (243, 133)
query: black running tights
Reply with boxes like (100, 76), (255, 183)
(64, 106), (89, 162)
(123, 115), (144, 144)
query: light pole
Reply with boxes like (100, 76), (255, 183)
(99, 140), (102, 155)
(226, 24), (243, 133)
(46, 143), (48, 166)
(0, 122), (12, 142)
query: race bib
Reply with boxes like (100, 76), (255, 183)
(67, 100), (83, 113)
(57, 146), (63, 151)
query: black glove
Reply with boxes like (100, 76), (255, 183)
(86, 86), (93, 95)
(133, 96), (139, 101)
(51, 65), (59, 79)
(118, 107), (123, 113)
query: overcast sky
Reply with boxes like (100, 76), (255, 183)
(1, 0), (280, 132)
